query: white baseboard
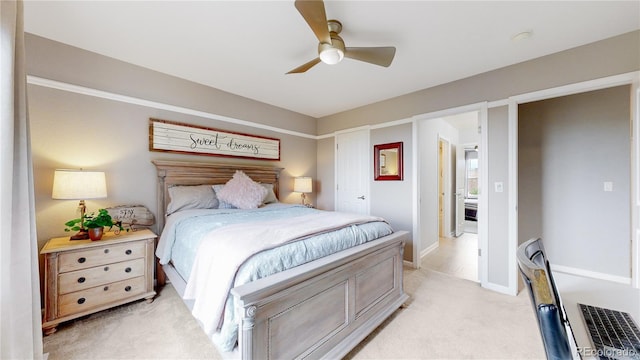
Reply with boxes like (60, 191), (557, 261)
(551, 264), (631, 285)
(420, 242), (439, 259)
(403, 260), (418, 269)
(482, 281), (518, 296)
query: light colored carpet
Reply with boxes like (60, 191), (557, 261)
(43, 267), (545, 359)
(43, 284), (220, 360)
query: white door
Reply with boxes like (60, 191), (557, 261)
(335, 129), (370, 214)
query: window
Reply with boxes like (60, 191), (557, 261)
(465, 149), (478, 198)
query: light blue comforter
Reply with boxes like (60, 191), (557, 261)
(155, 203), (393, 352)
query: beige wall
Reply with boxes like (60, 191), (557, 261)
(315, 137), (335, 211)
(26, 29), (640, 291)
(26, 34), (318, 257)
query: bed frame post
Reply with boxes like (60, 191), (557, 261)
(238, 305), (257, 360)
(156, 168), (167, 232)
(155, 168), (167, 288)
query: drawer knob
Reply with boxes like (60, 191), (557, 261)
(125, 286), (131, 292)
(104, 249), (109, 254)
(125, 249), (132, 255)
(77, 298), (86, 304)
(77, 257), (86, 263)
(125, 267), (132, 273)
(77, 277), (85, 283)
(104, 266), (109, 272)
(103, 286), (109, 291)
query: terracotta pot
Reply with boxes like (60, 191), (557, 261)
(88, 227), (104, 241)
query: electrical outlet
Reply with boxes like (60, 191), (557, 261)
(604, 182), (613, 192)
(494, 182), (504, 193)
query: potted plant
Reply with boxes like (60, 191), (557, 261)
(64, 209), (122, 240)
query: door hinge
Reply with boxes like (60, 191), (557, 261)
(478, 248), (482, 257)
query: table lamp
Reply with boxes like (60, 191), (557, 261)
(52, 169), (107, 240)
(293, 177), (312, 206)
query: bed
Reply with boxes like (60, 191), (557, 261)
(152, 160), (409, 359)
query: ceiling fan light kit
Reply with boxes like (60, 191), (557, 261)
(287, 0), (396, 74)
(319, 46), (344, 65)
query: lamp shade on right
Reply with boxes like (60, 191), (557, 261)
(293, 177), (312, 194)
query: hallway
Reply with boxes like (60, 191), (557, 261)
(421, 233), (478, 282)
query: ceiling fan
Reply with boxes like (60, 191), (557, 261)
(286, 0), (396, 74)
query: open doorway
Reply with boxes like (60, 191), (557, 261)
(421, 111), (480, 283)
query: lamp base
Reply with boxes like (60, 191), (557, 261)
(70, 230), (89, 240)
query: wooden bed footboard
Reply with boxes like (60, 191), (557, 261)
(231, 230), (409, 360)
(153, 160), (410, 358)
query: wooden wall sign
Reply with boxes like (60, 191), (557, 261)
(149, 118), (280, 160)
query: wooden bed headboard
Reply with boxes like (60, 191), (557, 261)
(152, 160), (283, 232)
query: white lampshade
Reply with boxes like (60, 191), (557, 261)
(294, 177), (312, 193)
(52, 169), (107, 200)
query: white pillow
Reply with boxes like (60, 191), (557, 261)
(167, 185), (219, 215)
(217, 171), (268, 210)
(260, 183), (278, 204)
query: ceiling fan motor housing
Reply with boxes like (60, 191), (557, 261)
(287, 1), (395, 73)
(318, 20), (345, 65)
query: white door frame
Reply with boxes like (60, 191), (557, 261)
(412, 102), (489, 287)
(506, 71), (640, 294)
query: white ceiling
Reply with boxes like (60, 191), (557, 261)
(23, 1), (640, 118)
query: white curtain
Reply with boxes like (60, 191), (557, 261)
(0, 1), (44, 358)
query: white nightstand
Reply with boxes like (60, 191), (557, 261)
(41, 229), (157, 335)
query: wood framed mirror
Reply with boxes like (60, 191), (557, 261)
(374, 142), (403, 181)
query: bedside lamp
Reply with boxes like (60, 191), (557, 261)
(52, 169), (107, 240)
(293, 177), (312, 206)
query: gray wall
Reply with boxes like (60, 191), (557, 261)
(317, 31), (639, 134)
(518, 86), (631, 277)
(418, 118), (459, 254)
(371, 123), (413, 259)
(26, 34), (318, 256)
(486, 106), (510, 287)
(316, 30), (638, 286)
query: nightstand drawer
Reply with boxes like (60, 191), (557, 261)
(41, 229), (157, 335)
(58, 276), (146, 317)
(58, 258), (145, 294)
(58, 241), (145, 272)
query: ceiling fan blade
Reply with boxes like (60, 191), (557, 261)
(286, 57), (322, 74)
(344, 47), (396, 67)
(294, 0), (331, 44)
